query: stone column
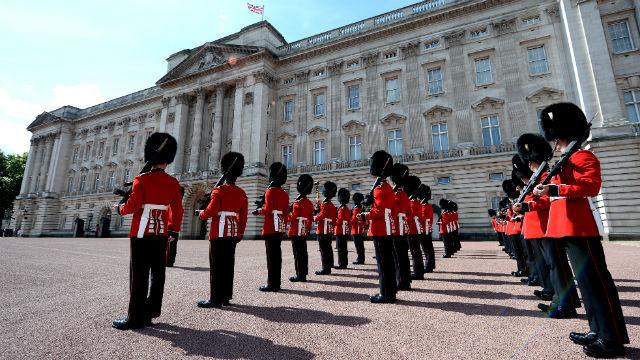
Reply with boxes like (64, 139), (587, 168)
(169, 93), (190, 174)
(19, 140), (37, 194)
(231, 78), (245, 153)
(210, 85), (226, 169)
(444, 30), (471, 146)
(295, 71), (310, 164)
(29, 141), (43, 193)
(189, 88), (206, 173)
(362, 52), (380, 156)
(38, 137), (54, 192)
(48, 127), (73, 194)
(401, 41), (424, 152)
(159, 97), (170, 132)
(250, 72), (272, 165)
(45, 133), (61, 191)
(328, 61), (343, 160)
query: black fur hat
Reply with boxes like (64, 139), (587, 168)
(488, 209), (497, 217)
(416, 184), (432, 202)
(517, 133), (553, 165)
(452, 202), (458, 212)
(512, 154), (533, 181)
(269, 162), (287, 186)
(296, 174), (314, 196)
(540, 102), (591, 142)
(322, 181), (337, 199)
(352, 192), (364, 205)
(370, 150), (394, 177)
(337, 188), (350, 205)
(403, 175), (421, 198)
(144, 132), (177, 165)
(220, 152), (245, 179)
(390, 163), (410, 186)
(511, 169), (525, 187)
(502, 179), (519, 199)
(439, 198), (448, 210)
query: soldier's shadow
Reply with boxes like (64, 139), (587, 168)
(307, 279), (378, 289)
(427, 277), (517, 287)
(139, 323), (315, 359)
(283, 288), (370, 302)
(433, 271), (513, 277)
(397, 300), (568, 318)
(171, 266), (209, 272)
(411, 288), (538, 301)
(333, 272), (379, 280)
(224, 304), (370, 326)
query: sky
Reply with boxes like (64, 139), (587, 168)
(0, 0), (420, 155)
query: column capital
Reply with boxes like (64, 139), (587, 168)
(361, 52), (379, 67)
(175, 93), (189, 104)
(444, 30), (465, 47)
(327, 61), (343, 77)
(161, 97), (171, 107)
(235, 77), (246, 88)
(194, 87), (205, 98)
(491, 18), (517, 36)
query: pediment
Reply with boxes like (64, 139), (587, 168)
(379, 113), (407, 127)
(423, 105), (453, 119)
(277, 131), (296, 142)
(341, 120), (366, 132)
(471, 97), (505, 111)
(157, 43), (262, 85)
(307, 126), (329, 137)
(525, 87), (564, 103)
(27, 111), (65, 131)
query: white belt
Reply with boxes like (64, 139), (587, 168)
(342, 220), (349, 235)
(425, 219), (432, 234)
(414, 216), (422, 235)
(398, 212), (407, 236)
(323, 218), (332, 234)
(218, 211), (238, 237)
(273, 210), (285, 233)
(138, 204), (168, 238)
(550, 196), (568, 202)
(384, 208), (392, 236)
(296, 217), (308, 236)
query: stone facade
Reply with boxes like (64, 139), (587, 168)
(10, 0), (640, 239)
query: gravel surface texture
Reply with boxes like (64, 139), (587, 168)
(1, 237), (638, 359)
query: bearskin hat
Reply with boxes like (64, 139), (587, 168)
(540, 102), (591, 142)
(439, 198), (448, 210)
(352, 192), (364, 206)
(296, 174), (314, 196)
(370, 150), (394, 177)
(416, 184), (432, 202)
(517, 133), (553, 165)
(452, 202), (458, 212)
(322, 181), (337, 199)
(511, 169), (525, 188)
(512, 154), (533, 181)
(337, 188), (350, 205)
(390, 163), (410, 186)
(403, 175), (421, 198)
(502, 179), (519, 199)
(488, 209), (497, 217)
(269, 162), (287, 186)
(220, 152), (245, 179)
(144, 132), (177, 165)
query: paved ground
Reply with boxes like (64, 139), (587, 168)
(0, 237), (638, 360)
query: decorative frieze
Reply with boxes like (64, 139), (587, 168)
(400, 41), (420, 58)
(471, 97), (505, 112)
(327, 61), (344, 76)
(361, 52), (379, 67)
(444, 30), (465, 47)
(491, 18), (517, 35)
(424, 105), (453, 121)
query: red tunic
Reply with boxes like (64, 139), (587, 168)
(422, 203), (434, 234)
(394, 190), (414, 236)
(314, 201), (337, 235)
(350, 206), (366, 235)
(199, 184), (248, 239)
(546, 150), (602, 238)
(439, 211), (450, 235)
(505, 208), (516, 236)
(410, 199), (424, 235)
(335, 205), (351, 235)
(258, 187), (290, 235)
(118, 169), (184, 238)
(452, 212), (459, 231)
(288, 197), (314, 237)
(520, 176), (550, 239)
(365, 181), (397, 237)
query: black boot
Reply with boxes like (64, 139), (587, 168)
(197, 299), (222, 308)
(259, 284), (280, 292)
(369, 293), (396, 304)
(583, 338), (625, 358)
(112, 318), (145, 330)
(289, 275), (306, 282)
(570, 332), (598, 346)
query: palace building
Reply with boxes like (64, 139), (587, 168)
(11, 0), (640, 239)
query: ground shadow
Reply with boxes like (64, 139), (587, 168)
(283, 288), (369, 302)
(621, 299), (640, 308)
(332, 273), (379, 280)
(616, 279), (640, 284)
(225, 304), (370, 326)
(624, 316), (640, 326)
(433, 271), (513, 277)
(398, 300), (545, 318)
(624, 346), (640, 360)
(616, 285), (640, 293)
(172, 266), (209, 272)
(427, 277), (517, 287)
(307, 279), (378, 289)
(139, 323), (315, 359)
(411, 288), (538, 301)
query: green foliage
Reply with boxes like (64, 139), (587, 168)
(0, 151), (28, 221)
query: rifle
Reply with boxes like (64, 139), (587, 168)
(516, 160), (548, 204)
(113, 137), (168, 204)
(194, 157), (240, 216)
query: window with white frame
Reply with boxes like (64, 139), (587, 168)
(388, 129), (403, 156)
(431, 123), (449, 151)
(283, 100), (294, 122)
(384, 50), (397, 59)
(72, 147), (79, 163)
(346, 60), (359, 69)
(127, 134), (135, 152)
(427, 67), (444, 95)
(79, 175), (86, 191)
(84, 144), (91, 160)
(608, 21), (634, 53)
(93, 173), (100, 191)
(437, 176), (451, 185)
(349, 135), (362, 161)
(522, 16), (541, 26)
(107, 171), (115, 190)
(347, 85), (360, 109)
(385, 77), (400, 103)
(527, 46), (549, 75)
(624, 90), (640, 123)
(124, 169), (131, 183)
(112, 138), (119, 155)
(314, 93), (325, 117)
(491, 196), (501, 210)
(281, 145), (293, 168)
(313, 140), (325, 165)
(489, 172), (504, 181)
(67, 177), (73, 193)
(481, 115), (502, 146)
(475, 57), (493, 85)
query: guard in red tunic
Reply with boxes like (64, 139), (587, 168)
(488, 209), (500, 245)
(111, 133), (184, 330)
(359, 150), (397, 304)
(417, 184), (436, 272)
(534, 103), (628, 357)
(195, 152), (247, 308)
(451, 202), (461, 253)
(503, 180), (527, 277)
(350, 193), (366, 265)
(404, 176), (425, 280)
(439, 199), (454, 258)
(335, 188), (351, 269)
(253, 162), (289, 292)
(166, 186), (185, 267)
(390, 163), (412, 290)
(314, 181), (337, 275)
(288, 174), (314, 282)
(512, 157), (541, 287)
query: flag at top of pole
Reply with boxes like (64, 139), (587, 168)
(247, 3), (265, 21)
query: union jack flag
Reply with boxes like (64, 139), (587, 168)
(247, 3), (264, 14)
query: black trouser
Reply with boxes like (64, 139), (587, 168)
(167, 236), (178, 266)
(264, 233), (283, 289)
(408, 234), (425, 278)
(541, 238), (581, 310)
(420, 233), (436, 270)
(497, 232), (504, 246)
(352, 234), (365, 264)
(209, 237), (237, 303)
(336, 235), (349, 268)
(523, 239), (538, 280)
(442, 232), (454, 256)
(503, 234), (513, 254)
(127, 236), (167, 324)
(318, 234), (334, 273)
(392, 235), (412, 288)
(453, 230), (461, 251)
(511, 234), (527, 273)
(564, 237), (629, 345)
(290, 236), (308, 279)
(373, 236), (397, 299)
(531, 238), (552, 293)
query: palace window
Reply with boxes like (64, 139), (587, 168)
(388, 129), (403, 156)
(522, 16), (541, 26)
(470, 28), (488, 39)
(427, 67), (444, 95)
(347, 85), (360, 109)
(112, 138), (119, 155)
(72, 147), (79, 163)
(384, 50), (398, 59)
(349, 135), (362, 161)
(66, 177), (73, 193)
(489, 172), (504, 182)
(124, 169), (131, 183)
(127, 134), (135, 152)
(79, 175), (86, 191)
(314, 93), (325, 117)
(281, 145), (293, 168)
(385, 77), (400, 103)
(536, 108), (544, 133)
(424, 39), (440, 50)
(437, 176), (451, 185)
(624, 90), (640, 123)
(98, 141), (105, 158)
(93, 173), (100, 191)
(481, 115), (502, 146)
(84, 144), (91, 160)
(491, 196), (501, 210)
(283, 100), (294, 122)
(107, 171), (115, 190)
(608, 21), (634, 53)
(313, 140), (326, 165)
(283, 77), (294, 85)
(431, 123), (449, 152)
(527, 46), (549, 75)
(351, 183), (361, 191)
(346, 60), (360, 69)
(475, 57), (493, 85)
(314, 69), (325, 77)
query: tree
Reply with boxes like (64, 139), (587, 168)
(0, 151), (28, 222)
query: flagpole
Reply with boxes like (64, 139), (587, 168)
(262, 4), (265, 21)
